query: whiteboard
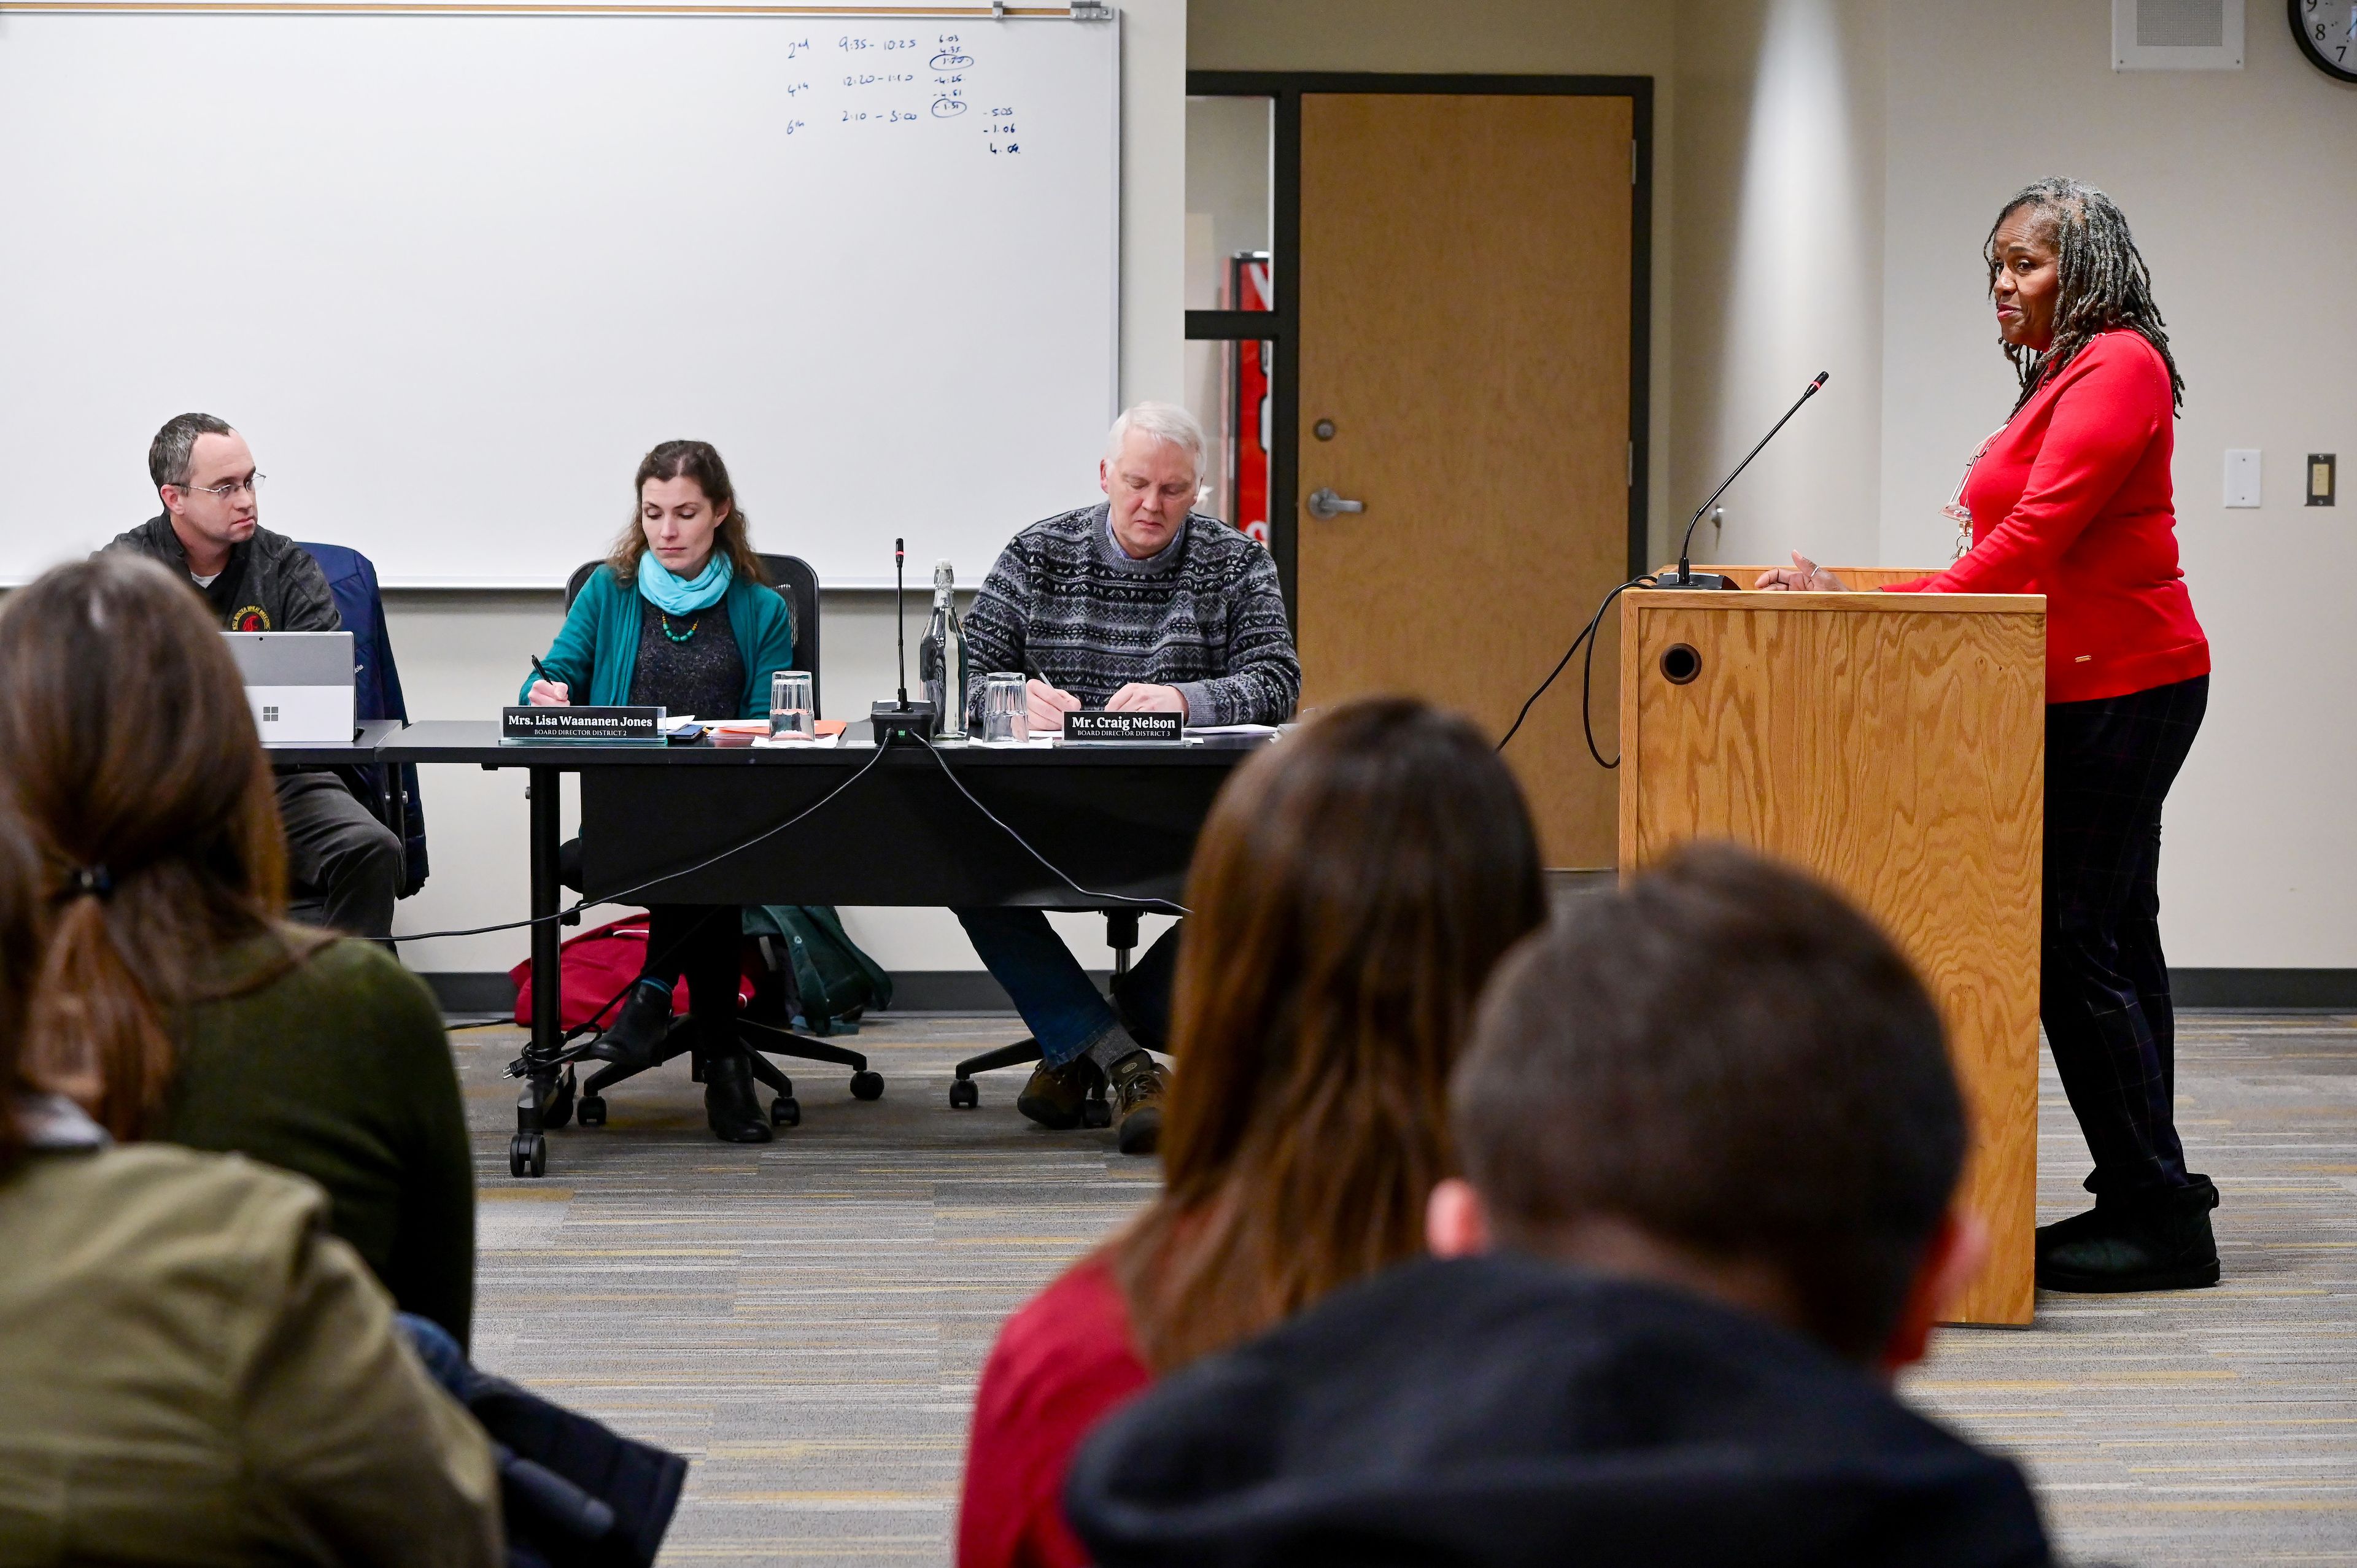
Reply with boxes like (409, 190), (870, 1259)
(0, 8), (1119, 587)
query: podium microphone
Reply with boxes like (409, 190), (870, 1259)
(871, 536), (939, 743)
(1654, 371), (1829, 590)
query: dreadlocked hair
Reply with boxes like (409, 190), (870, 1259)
(1986, 177), (2184, 417)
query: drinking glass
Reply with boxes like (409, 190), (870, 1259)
(981, 672), (1030, 744)
(769, 670), (816, 738)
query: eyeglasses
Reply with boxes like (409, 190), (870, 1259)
(174, 472), (267, 500)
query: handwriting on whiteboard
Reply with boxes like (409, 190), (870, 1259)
(758, 32), (1021, 153)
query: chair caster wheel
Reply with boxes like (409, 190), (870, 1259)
(850, 1070), (885, 1102)
(541, 1070), (576, 1130)
(1081, 1099), (1112, 1130)
(577, 1095), (606, 1127)
(771, 1096), (802, 1128)
(948, 1079), (979, 1110)
(508, 1134), (546, 1178)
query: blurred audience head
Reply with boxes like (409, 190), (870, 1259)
(0, 804), (44, 1170)
(1441, 843), (1976, 1369)
(1116, 696), (1547, 1370)
(0, 553), (296, 1138)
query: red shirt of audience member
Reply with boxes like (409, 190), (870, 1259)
(1885, 328), (2208, 705)
(958, 1254), (1150, 1568)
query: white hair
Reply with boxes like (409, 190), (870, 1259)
(1104, 401), (1207, 479)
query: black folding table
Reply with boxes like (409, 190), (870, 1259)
(378, 721), (1269, 1175)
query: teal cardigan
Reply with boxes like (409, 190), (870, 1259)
(522, 565), (797, 719)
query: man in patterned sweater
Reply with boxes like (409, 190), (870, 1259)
(958, 403), (1299, 1155)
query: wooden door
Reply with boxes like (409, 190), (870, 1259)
(1296, 93), (1634, 867)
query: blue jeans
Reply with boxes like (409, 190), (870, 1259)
(954, 908), (1177, 1068)
(398, 1313), (478, 1400)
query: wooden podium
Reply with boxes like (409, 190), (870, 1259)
(1619, 574), (2045, 1326)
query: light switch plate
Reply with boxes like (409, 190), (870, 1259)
(2224, 448), (2262, 508)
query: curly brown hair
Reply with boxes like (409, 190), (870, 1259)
(605, 439), (768, 587)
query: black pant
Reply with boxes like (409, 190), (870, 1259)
(277, 772), (403, 939)
(641, 905), (745, 1030)
(557, 839), (742, 1033)
(2042, 674), (2208, 1198)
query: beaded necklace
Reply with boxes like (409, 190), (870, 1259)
(660, 611), (699, 643)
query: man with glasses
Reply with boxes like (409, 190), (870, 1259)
(105, 412), (403, 938)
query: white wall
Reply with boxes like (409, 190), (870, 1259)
(1876, 3), (2357, 966)
(1670, 0), (1886, 571)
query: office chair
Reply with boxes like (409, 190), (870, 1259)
(296, 540), (429, 895)
(945, 908), (1135, 1125)
(540, 553), (876, 1133)
(566, 945), (881, 1132)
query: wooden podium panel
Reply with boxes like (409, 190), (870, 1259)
(1619, 589), (2044, 1326)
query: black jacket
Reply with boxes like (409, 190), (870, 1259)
(1064, 1254), (2052, 1568)
(104, 514), (341, 633)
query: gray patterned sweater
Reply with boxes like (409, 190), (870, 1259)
(962, 504), (1300, 727)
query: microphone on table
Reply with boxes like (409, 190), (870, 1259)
(1652, 370), (1829, 590)
(871, 536), (939, 744)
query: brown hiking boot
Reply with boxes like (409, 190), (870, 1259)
(1016, 1056), (1099, 1130)
(1107, 1050), (1169, 1156)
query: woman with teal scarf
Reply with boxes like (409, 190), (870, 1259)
(522, 440), (795, 1142)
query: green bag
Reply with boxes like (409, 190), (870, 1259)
(742, 904), (894, 1036)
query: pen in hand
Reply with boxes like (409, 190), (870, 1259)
(528, 654), (567, 705)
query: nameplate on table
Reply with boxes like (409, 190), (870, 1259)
(501, 706), (667, 744)
(1062, 710), (1183, 745)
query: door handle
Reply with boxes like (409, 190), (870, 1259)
(1307, 487), (1365, 519)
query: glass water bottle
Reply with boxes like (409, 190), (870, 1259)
(919, 558), (967, 737)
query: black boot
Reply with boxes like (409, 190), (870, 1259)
(702, 1049), (773, 1144)
(2035, 1170), (2210, 1256)
(2037, 1175), (2220, 1292)
(588, 978), (675, 1069)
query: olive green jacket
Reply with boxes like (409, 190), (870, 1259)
(0, 1115), (501, 1567)
(160, 934), (476, 1347)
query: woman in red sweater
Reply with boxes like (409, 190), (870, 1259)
(1763, 177), (2215, 1293)
(956, 698), (1547, 1568)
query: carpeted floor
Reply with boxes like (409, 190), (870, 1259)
(455, 1009), (2357, 1567)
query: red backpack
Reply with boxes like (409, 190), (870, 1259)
(507, 911), (755, 1031)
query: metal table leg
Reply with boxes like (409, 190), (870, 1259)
(509, 763), (563, 1177)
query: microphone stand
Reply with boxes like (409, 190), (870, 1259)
(870, 536), (939, 743)
(1653, 371), (1830, 590)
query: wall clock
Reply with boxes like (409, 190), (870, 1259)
(2292, 0), (2357, 80)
